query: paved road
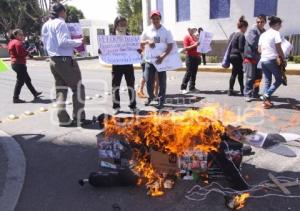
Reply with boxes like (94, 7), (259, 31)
(0, 60), (300, 211)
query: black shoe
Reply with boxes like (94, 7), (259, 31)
(228, 90), (234, 96)
(13, 98), (26, 104)
(34, 92), (43, 98)
(242, 145), (253, 156)
(59, 121), (76, 127)
(73, 119), (93, 127)
(113, 108), (120, 115)
(156, 104), (164, 110)
(144, 99), (152, 106)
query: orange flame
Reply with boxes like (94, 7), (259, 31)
(233, 193), (250, 210)
(103, 105), (250, 196)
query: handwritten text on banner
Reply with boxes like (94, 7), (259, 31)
(98, 35), (141, 65)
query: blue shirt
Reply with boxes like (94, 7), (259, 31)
(41, 18), (82, 57)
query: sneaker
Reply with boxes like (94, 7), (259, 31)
(13, 98), (26, 104)
(144, 99), (152, 106)
(245, 97), (252, 102)
(181, 89), (189, 94)
(137, 90), (147, 98)
(113, 108), (120, 115)
(34, 91), (43, 98)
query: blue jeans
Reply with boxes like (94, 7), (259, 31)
(144, 63), (166, 106)
(261, 59), (283, 98)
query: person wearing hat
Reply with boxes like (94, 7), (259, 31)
(140, 10), (174, 109)
(41, 3), (89, 127)
(180, 25), (200, 94)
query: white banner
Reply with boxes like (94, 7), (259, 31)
(281, 38), (293, 58)
(197, 31), (213, 54)
(144, 43), (182, 72)
(97, 35), (142, 65)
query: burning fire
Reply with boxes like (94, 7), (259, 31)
(233, 193), (250, 210)
(103, 105), (250, 196)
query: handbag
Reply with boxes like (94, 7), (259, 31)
(222, 33), (236, 68)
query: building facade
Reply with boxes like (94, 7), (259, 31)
(142, 0), (300, 41)
(79, 19), (113, 56)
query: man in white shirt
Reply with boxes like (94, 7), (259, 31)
(42, 3), (89, 127)
(140, 10), (174, 109)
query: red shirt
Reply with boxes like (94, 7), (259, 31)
(8, 39), (28, 64)
(183, 34), (200, 57)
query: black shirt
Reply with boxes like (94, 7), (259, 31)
(229, 32), (246, 58)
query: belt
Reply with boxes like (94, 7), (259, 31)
(50, 56), (72, 61)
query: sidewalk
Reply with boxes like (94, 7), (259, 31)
(0, 130), (26, 211)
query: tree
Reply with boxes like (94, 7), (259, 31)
(65, 5), (85, 23)
(117, 0), (143, 35)
(0, 0), (43, 41)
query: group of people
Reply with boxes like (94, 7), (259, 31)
(225, 15), (286, 109)
(7, 3), (287, 127)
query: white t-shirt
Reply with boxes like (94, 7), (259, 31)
(258, 28), (282, 61)
(140, 25), (174, 62)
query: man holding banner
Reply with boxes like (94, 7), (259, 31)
(140, 10), (175, 109)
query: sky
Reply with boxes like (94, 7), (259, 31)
(68, 0), (118, 23)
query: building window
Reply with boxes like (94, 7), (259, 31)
(176, 0), (190, 22)
(156, 0), (164, 21)
(97, 29), (105, 35)
(254, 0), (277, 17)
(210, 0), (230, 19)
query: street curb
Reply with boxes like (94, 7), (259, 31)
(0, 130), (26, 211)
(99, 63), (300, 75)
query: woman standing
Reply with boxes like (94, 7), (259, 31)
(228, 16), (248, 96)
(110, 16), (137, 114)
(8, 29), (42, 103)
(258, 16), (285, 109)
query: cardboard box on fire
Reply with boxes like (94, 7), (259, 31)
(150, 150), (179, 174)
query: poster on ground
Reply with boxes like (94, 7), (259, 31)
(197, 31), (213, 54)
(97, 35), (141, 65)
(67, 23), (86, 57)
(144, 43), (182, 72)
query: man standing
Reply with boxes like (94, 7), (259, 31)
(42, 3), (88, 127)
(244, 15), (266, 102)
(140, 10), (174, 109)
(180, 26), (200, 94)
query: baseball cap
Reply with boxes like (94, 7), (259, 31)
(150, 10), (161, 18)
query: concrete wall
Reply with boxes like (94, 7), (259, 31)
(79, 19), (110, 56)
(143, 0), (300, 41)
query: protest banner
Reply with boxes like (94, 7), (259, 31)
(197, 31), (213, 54)
(0, 59), (9, 73)
(67, 23), (86, 56)
(97, 35), (141, 65)
(144, 43), (182, 72)
(281, 38), (293, 58)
